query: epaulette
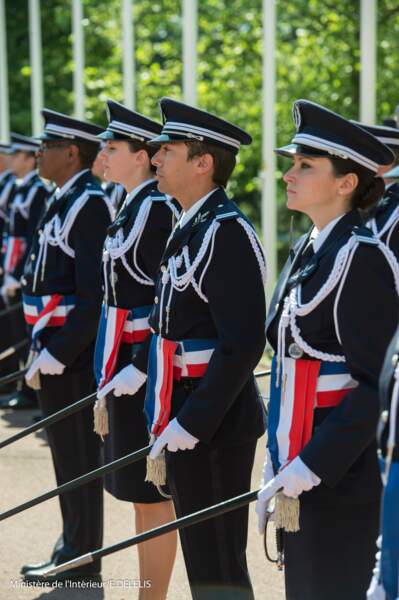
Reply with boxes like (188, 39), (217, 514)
(351, 225), (379, 245)
(214, 201), (240, 222)
(85, 182), (104, 196)
(150, 189), (167, 202)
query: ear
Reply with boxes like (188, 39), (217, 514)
(337, 172), (358, 196)
(194, 153), (214, 176)
(68, 143), (80, 163)
(135, 148), (149, 167)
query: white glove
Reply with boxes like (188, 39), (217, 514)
(149, 418), (199, 459)
(275, 456), (321, 498)
(25, 348), (65, 381)
(255, 448), (275, 533)
(97, 364), (147, 399)
(1, 274), (20, 300)
(367, 536), (386, 600)
(255, 456), (320, 535)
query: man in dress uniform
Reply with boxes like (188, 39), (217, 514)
(0, 133), (51, 409)
(103, 98), (267, 599)
(19, 110), (113, 583)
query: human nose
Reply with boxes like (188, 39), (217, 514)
(151, 149), (162, 167)
(283, 164), (295, 184)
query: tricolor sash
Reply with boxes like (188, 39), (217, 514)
(4, 236), (26, 272)
(268, 356), (358, 473)
(145, 334), (216, 436)
(22, 293), (76, 351)
(94, 303), (151, 386)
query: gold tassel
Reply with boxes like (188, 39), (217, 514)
(145, 435), (166, 486)
(25, 350), (41, 391)
(93, 396), (109, 440)
(274, 493), (300, 532)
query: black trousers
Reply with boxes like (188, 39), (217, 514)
(166, 439), (256, 600)
(284, 499), (380, 600)
(38, 369), (103, 569)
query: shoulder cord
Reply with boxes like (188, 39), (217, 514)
(32, 191), (111, 292)
(277, 235), (399, 384)
(237, 217), (267, 283)
(103, 196), (161, 306)
(0, 179), (14, 209)
(367, 205), (399, 242)
(276, 236), (358, 383)
(9, 184), (41, 231)
(165, 198), (181, 220)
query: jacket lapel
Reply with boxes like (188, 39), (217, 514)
(161, 188), (227, 263)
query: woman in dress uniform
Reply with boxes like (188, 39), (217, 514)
(256, 99), (399, 600)
(93, 100), (179, 599)
(367, 325), (399, 600)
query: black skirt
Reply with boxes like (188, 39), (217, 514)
(103, 346), (168, 503)
(283, 499), (380, 600)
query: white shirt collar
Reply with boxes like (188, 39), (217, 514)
(0, 169), (12, 184)
(18, 169), (37, 187)
(125, 178), (156, 206)
(55, 169), (90, 199)
(311, 214), (346, 253)
(179, 188), (218, 229)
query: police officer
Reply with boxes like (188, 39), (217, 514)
(93, 99), (179, 599)
(355, 123), (399, 259)
(20, 110), (113, 583)
(367, 325), (399, 600)
(0, 133), (51, 409)
(255, 100), (399, 600)
(0, 141), (18, 385)
(104, 98), (267, 599)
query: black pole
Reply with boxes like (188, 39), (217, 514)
(0, 390), (97, 450)
(0, 301), (22, 320)
(0, 338), (29, 362)
(0, 444), (151, 523)
(0, 367), (27, 388)
(44, 488), (262, 576)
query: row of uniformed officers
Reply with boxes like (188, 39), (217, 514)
(0, 97), (398, 600)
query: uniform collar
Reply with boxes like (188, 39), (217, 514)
(55, 168), (90, 199)
(311, 213), (346, 253)
(178, 188), (219, 229)
(18, 169), (37, 187)
(125, 178), (156, 206)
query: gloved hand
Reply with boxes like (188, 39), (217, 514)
(1, 273), (20, 300)
(255, 456), (321, 535)
(255, 448), (275, 533)
(149, 418), (199, 459)
(25, 348), (65, 381)
(97, 364), (147, 399)
(366, 536), (386, 600)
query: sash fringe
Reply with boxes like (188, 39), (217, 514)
(145, 434), (166, 486)
(93, 396), (109, 440)
(275, 494), (300, 532)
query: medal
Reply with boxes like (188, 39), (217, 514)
(288, 343), (303, 359)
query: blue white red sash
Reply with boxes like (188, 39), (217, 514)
(94, 303), (151, 387)
(145, 334), (216, 436)
(268, 356), (358, 473)
(4, 236), (26, 273)
(22, 293), (76, 351)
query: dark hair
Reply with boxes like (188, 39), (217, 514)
(329, 156), (385, 210)
(185, 141), (236, 187)
(73, 140), (100, 169)
(128, 140), (157, 173)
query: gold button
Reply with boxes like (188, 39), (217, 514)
(154, 296), (159, 304)
(161, 265), (166, 272)
(30, 253), (35, 260)
(392, 353), (398, 368)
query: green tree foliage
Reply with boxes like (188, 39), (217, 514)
(5, 0), (399, 267)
